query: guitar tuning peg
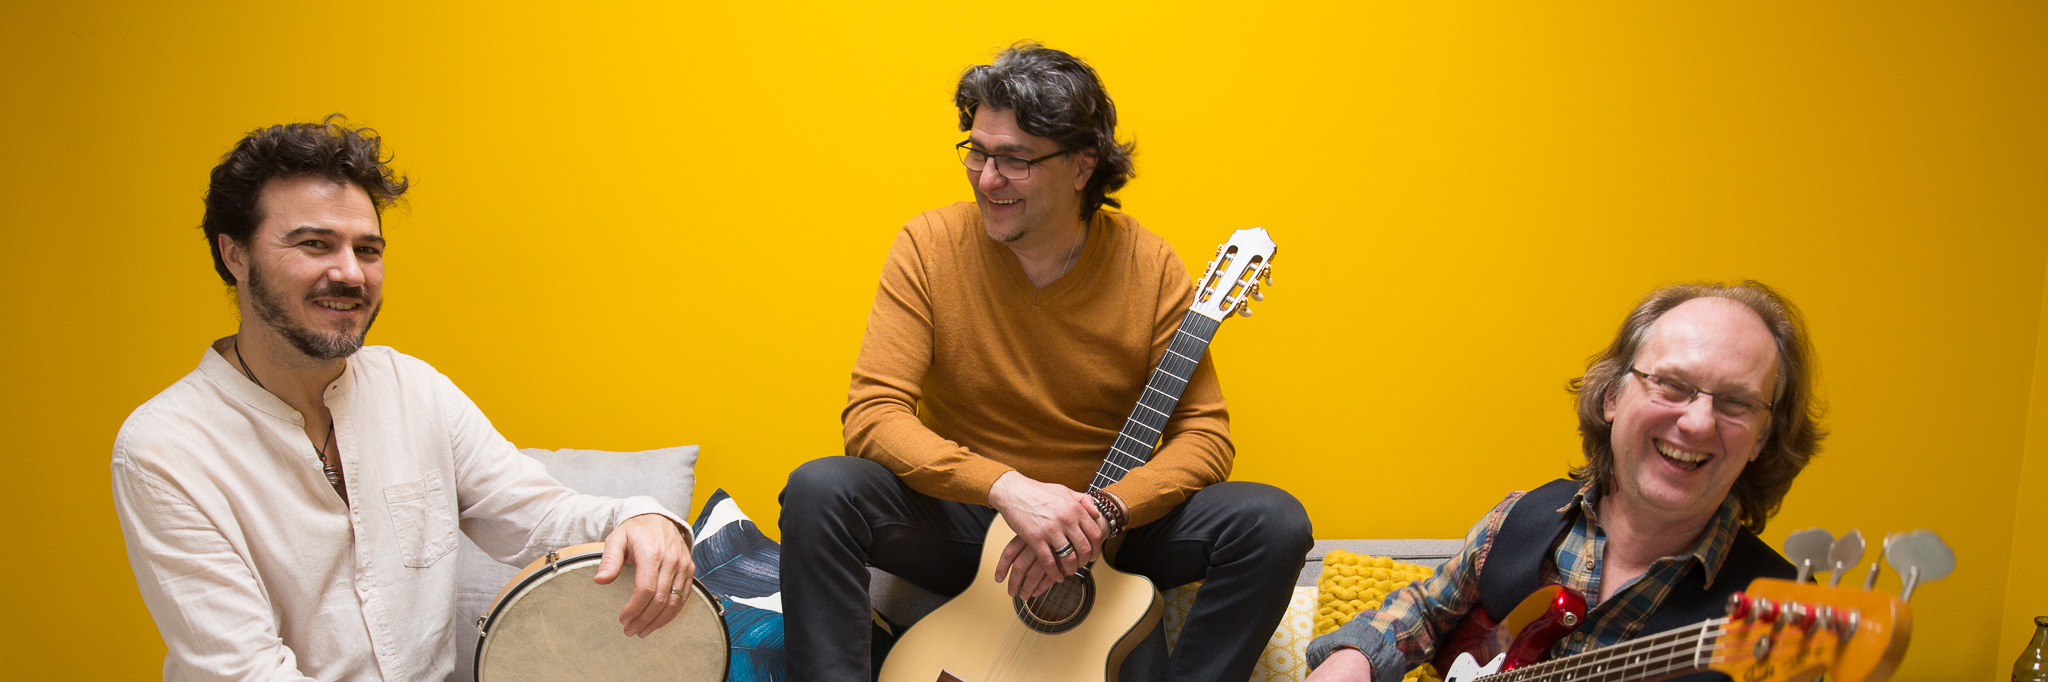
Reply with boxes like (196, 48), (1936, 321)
(1885, 529), (1955, 602)
(1782, 528), (1833, 584)
(1262, 269), (1274, 286)
(1237, 305), (1254, 318)
(1250, 287), (1264, 302)
(1828, 530), (1865, 588)
(1865, 532), (1895, 591)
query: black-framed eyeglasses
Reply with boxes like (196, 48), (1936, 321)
(1628, 366), (1775, 423)
(956, 140), (1067, 180)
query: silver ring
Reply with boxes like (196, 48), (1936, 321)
(1054, 543), (1076, 558)
(669, 587), (683, 596)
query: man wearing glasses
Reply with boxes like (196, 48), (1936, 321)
(1306, 283), (1824, 682)
(779, 42), (1313, 681)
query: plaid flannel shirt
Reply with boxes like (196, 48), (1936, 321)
(1305, 480), (1744, 682)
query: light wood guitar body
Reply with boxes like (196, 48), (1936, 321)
(878, 518), (1165, 682)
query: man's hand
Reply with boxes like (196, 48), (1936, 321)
(593, 513), (695, 638)
(988, 471), (1106, 599)
(1304, 647), (1373, 682)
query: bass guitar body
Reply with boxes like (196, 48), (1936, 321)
(1435, 585), (1586, 682)
(877, 517), (1164, 682)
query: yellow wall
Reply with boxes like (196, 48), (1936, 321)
(3, 1), (2042, 679)
(2001, 270), (2048, 668)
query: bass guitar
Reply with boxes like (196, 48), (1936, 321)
(1437, 577), (1913, 682)
(878, 227), (1280, 682)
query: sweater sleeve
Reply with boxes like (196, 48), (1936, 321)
(1100, 238), (1234, 527)
(842, 220), (1015, 505)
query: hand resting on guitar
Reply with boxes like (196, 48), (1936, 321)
(987, 470), (1118, 598)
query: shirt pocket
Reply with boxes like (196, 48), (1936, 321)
(383, 471), (456, 568)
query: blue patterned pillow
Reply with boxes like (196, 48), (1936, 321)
(691, 489), (784, 681)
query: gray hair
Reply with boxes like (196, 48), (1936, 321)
(955, 42), (1135, 219)
(1566, 281), (1827, 533)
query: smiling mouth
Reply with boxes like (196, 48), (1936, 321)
(316, 301), (362, 311)
(989, 198), (1020, 206)
(1656, 441), (1712, 472)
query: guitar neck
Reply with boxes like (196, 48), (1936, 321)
(1481, 618), (1726, 682)
(1088, 310), (1220, 492)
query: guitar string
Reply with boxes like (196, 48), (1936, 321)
(985, 311), (1220, 681)
(1478, 618), (1821, 682)
(1491, 628), (1723, 682)
(1476, 619), (1730, 681)
(1090, 310), (1212, 492)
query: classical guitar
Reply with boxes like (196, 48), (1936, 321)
(1435, 578), (1912, 682)
(877, 227), (1279, 682)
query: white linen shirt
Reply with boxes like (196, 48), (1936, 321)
(112, 344), (681, 681)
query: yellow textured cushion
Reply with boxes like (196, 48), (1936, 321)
(1152, 550), (1447, 682)
(1315, 550), (1443, 682)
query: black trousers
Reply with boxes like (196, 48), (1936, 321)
(779, 456), (1313, 682)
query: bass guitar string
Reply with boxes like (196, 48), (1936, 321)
(1474, 619), (1733, 682)
(1476, 627), (1722, 682)
(1477, 618), (1825, 682)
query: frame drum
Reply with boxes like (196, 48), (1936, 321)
(474, 542), (730, 681)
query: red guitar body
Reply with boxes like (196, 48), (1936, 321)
(1432, 585), (1587, 674)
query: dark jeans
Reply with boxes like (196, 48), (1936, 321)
(780, 456), (1313, 682)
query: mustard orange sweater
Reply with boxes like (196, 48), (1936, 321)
(842, 202), (1233, 527)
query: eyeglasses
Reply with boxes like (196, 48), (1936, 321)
(956, 140), (1067, 180)
(1628, 366), (1774, 423)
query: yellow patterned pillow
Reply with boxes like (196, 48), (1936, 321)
(1160, 583), (1317, 682)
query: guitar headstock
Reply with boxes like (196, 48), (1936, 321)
(1708, 578), (1911, 682)
(1193, 227), (1277, 323)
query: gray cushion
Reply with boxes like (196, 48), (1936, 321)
(449, 445), (699, 682)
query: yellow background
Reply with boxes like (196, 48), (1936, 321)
(4, 1), (2043, 679)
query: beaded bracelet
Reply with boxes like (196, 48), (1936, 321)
(1087, 490), (1128, 537)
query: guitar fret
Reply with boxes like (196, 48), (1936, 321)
(1090, 311), (1220, 490)
(1481, 619), (1723, 682)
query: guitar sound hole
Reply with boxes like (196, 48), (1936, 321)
(1014, 572), (1095, 633)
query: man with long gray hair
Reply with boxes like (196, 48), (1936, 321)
(780, 43), (1313, 681)
(1306, 282), (1826, 682)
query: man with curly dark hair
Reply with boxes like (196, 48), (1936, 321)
(780, 43), (1312, 681)
(112, 116), (695, 680)
(1305, 282), (1826, 682)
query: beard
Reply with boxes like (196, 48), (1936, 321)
(245, 261), (380, 361)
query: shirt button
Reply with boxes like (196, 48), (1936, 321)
(1571, 632), (1587, 642)
(1584, 559), (1595, 570)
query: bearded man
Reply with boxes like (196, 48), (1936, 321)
(112, 117), (694, 681)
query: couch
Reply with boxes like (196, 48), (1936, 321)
(449, 447), (1461, 682)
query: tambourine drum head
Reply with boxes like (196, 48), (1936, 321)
(477, 559), (727, 681)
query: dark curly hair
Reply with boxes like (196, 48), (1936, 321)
(1567, 281), (1827, 533)
(201, 114), (410, 286)
(955, 42), (1135, 219)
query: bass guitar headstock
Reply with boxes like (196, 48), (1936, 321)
(1709, 578), (1910, 682)
(1193, 227), (1276, 323)
(1709, 528), (1951, 682)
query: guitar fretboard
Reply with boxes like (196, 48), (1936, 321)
(1088, 310), (1221, 492)
(1478, 617), (1727, 682)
